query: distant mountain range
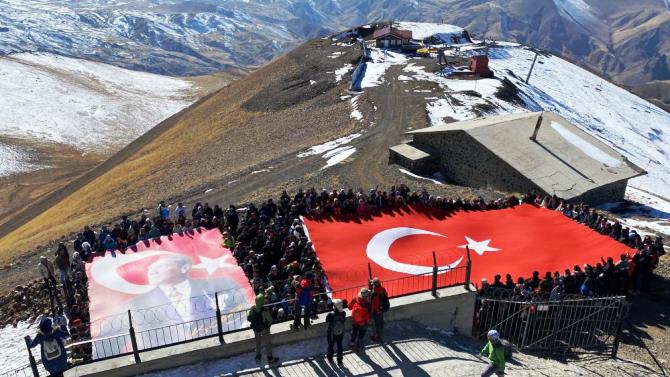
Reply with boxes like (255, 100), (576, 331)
(2, 1), (668, 93)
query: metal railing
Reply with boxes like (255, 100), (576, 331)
(14, 254), (468, 376)
(473, 293), (630, 357)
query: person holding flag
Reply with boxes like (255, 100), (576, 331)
(25, 315), (69, 377)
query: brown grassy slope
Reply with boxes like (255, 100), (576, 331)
(0, 39), (356, 260)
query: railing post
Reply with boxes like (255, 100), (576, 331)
(465, 246), (472, 291)
(127, 310), (141, 364)
(215, 292), (225, 344)
(24, 337), (39, 377)
(431, 251), (438, 297)
(367, 263), (373, 282)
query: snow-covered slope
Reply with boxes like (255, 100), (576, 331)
(486, 46), (670, 199)
(347, 22), (670, 200)
(0, 53), (194, 159)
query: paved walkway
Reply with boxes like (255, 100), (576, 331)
(141, 321), (661, 377)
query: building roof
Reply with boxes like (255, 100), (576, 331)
(427, 32), (472, 46)
(373, 26), (413, 40)
(408, 112), (646, 199)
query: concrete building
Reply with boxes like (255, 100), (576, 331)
(389, 112), (645, 204)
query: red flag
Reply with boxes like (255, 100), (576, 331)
(303, 204), (634, 298)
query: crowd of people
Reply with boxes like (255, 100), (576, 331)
(29, 184), (664, 371)
(475, 195), (665, 300)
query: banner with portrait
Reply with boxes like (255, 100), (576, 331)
(85, 228), (254, 358)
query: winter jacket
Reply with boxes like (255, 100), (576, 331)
(481, 340), (506, 371)
(28, 317), (69, 374)
(370, 286), (389, 314)
(326, 310), (346, 337)
(296, 279), (313, 306)
(247, 295), (273, 332)
(348, 297), (371, 326)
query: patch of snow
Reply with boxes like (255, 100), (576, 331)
(487, 46), (670, 198)
(204, 188), (214, 193)
(321, 147), (356, 169)
(414, 90), (432, 93)
(309, 80), (317, 85)
(340, 95), (351, 100)
(297, 133), (362, 158)
(0, 53), (194, 153)
(397, 75), (412, 81)
(396, 22), (464, 40)
(550, 121), (622, 167)
(251, 169), (270, 174)
(0, 321), (46, 376)
(0, 142), (46, 177)
(398, 168), (446, 185)
(329, 51), (344, 59)
(625, 187), (670, 214)
(334, 64), (353, 83)
(552, 0), (603, 34)
(361, 49), (408, 89)
(350, 96), (363, 121)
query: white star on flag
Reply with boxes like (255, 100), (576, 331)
(459, 236), (501, 256)
(193, 255), (236, 275)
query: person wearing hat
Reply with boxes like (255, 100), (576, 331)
(348, 288), (371, 350)
(25, 316), (69, 377)
(325, 299), (346, 365)
(480, 329), (506, 376)
(247, 293), (279, 364)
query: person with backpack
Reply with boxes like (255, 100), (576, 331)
(479, 329), (506, 377)
(369, 277), (389, 342)
(247, 293), (279, 364)
(326, 299), (346, 365)
(25, 316), (69, 377)
(348, 288), (371, 350)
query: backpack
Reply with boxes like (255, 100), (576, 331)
(332, 312), (345, 336)
(500, 338), (514, 361)
(42, 338), (62, 361)
(380, 294), (390, 313)
(248, 308), (267, 332)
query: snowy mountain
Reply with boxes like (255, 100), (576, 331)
(1, 53), (194, 150)
(2, 0), (668, 86)
(341, 22), (670, 200)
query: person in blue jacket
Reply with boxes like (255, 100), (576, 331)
(25, 316), (69, 377)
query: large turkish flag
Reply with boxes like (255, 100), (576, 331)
(302, 204), (635, 298)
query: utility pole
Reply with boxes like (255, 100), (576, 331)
(526, 52), (539, 84)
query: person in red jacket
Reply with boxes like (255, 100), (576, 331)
(369, 277), (389, 342)
(348, 288), (371, 350)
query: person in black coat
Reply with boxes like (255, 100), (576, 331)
(326, 299), (346, 366)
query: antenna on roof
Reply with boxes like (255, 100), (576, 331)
(530, 111), (544, 141)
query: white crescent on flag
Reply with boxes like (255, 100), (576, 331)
(366, 227), (463, 275)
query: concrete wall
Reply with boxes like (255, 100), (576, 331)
(570, 179), (628, 206)
(414, 131), (543, 195)
(388, 150), (436, 175)
(70, 286), (475, 377)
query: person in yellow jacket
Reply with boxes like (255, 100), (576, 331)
(480, 329), (506, 376)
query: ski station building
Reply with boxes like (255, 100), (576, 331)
(389, 112), (646, 204)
